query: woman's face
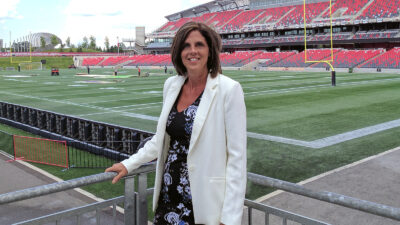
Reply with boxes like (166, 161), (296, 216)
(180, 30), (209, 75)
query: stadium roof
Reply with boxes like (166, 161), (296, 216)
(165, 0), (249, 21)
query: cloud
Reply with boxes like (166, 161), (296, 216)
(0, 0), (21, 21)
(61, 0), (210, 47)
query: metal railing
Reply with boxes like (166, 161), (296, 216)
(1, 164), (400, 225)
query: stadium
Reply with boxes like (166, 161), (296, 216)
(0, 0), (400, 224)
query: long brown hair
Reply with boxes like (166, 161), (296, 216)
(171, 22), (222, 78)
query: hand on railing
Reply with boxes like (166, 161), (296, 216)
(105, 163), (128, 184)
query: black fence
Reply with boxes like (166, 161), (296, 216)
(0, 101), (154, 162)
(67, 141), (144, 168)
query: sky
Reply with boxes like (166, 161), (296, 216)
(0, 0), (211, 48)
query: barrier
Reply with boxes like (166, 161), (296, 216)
(1, 164), (400, 224)
(13, 135), (68, 168)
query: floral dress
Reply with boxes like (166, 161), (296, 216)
(153, 91), (203, 225)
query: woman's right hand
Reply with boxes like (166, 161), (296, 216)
(105, 163), (128, 184)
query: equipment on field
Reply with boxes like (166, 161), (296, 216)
(51, 67), (59, 76)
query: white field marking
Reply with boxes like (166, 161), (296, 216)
(77, 111), (118, 117)
(64, 94), (158, 103)
(68, 84), (88, 87)
(245, 77), (400, 97)
(128, 105), (162, 111)
(242, 74), (398, 90)
(0, 91), (155, 120)
(122, 112), (159, 121)
(89, 96), (162, 104)
(2, 77), (400, 147)
(99, 87), (124, 90)
(142, 91), (162, 94)
(248, 118), (400, 149)
(78, 102), (162, 116)
(255, 146), (400, 203)
(109, 101), (163, 109)
(0, 150), (125, 214)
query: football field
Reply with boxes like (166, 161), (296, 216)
(1, 68), (399, 198)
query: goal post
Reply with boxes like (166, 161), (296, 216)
(303, 0), (334, 66)
(303, 0), (336, 85)
(19, 62), (43, 70)
(9, 31), (33, 64)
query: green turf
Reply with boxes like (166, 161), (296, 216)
(0, 56), (74, 69)
(1, 68), (400, 202)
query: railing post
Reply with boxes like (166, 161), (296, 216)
(137, 173), (148, 225)
(124, 176), (136, 225)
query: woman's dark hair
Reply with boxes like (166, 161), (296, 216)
(171, 22), (222, 78)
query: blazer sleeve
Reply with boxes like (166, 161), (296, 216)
(220, 81), (247, 225)
(121, 77), (173, 173)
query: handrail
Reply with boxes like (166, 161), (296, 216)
(0, 162), (156, 205)
(247, 172), (400, 221)
(2, 166), (400, 223)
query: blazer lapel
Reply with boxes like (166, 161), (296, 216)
(189, 74), (218, 154)
(158, 76), (186, 133)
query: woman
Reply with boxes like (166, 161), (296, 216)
(106, 22), (247, 225)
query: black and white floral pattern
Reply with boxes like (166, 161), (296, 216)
(153, 92), (203, 225)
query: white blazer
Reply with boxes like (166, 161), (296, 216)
(122, 73), (247, 225)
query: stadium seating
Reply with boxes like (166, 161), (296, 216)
(82, 57), (104, 66)
(270, 35), (304, 43)
(310, 33), (353, 41)
(271, 49), (340, 67)
(250, 6), (293, 25)
(277, 2), (329, 27)
(312, 49), (384, 68)
(353, 30), (399, 39)
(322, 0), (370, 18)
(220, 51), (260, 66)
(256, 51), (297, 67)
(207, 10), (241, 28)
(99, 56), (132, 66)
(361, 48), (400, 69)
(222, 39), (243, 45)
(148, 54), (172, 66)
(222, 9), (264, 30)
(357, 0), (400, 20)
(242, 37), (272, 45)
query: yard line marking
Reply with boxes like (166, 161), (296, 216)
(110, 102), (162, 109)
(122, 112), (158, 121)
(247, 132), (315, 148)
(78, 103), (162, 116)
(248, 118), (400, 148)
(245, 77), (400, 97)
(0, 91), (157, 120)
(310, 118), (400, 148)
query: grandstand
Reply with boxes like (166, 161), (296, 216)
(82, 0), (400, 71)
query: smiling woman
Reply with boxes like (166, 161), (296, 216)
(106, 22), (247, 225)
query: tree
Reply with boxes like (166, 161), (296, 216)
(104, 36), (110, 52)
(82, 36), (88, 49)
(50, 35), (59, 46)
(89, 35), (96, 50)
(40, 37), (46, 49)
(59, 44), (65, 52)
(66, 37), (71, 48)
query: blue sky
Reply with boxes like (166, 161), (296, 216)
(0, 0), (210, 48)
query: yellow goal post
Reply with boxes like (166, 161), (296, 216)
(9, 32), (33, 64)
(303, 0), (335, 71)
